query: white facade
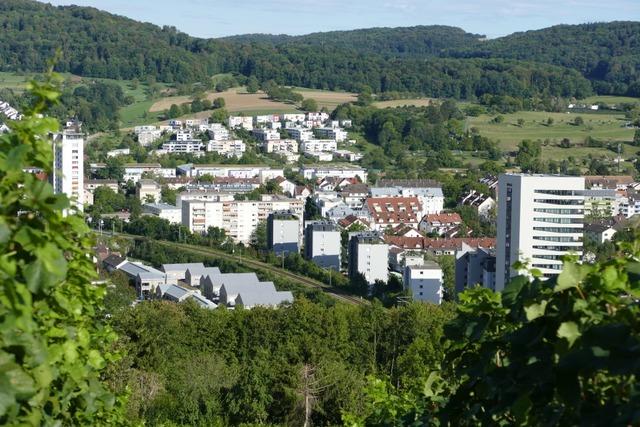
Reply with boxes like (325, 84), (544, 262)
(348, 234), (389, 285)
(302, 166), (368, 183)
(227, 116), (253, 130)
(496, 174), (585, 291)
(124, 164), (176, 183)
(252, 128), (281, 142)
(301, 140), (337, 153)
(263, 139), (299, 154)
(315, 127), (348, 142)
(143, 203), (182, 224)
(304, 222), (341, 270)
(137, 130), (162, 147)
(207, 139), (246, 158)
(162, 140), (204, 154)
(403, 263), (444, 304)
(53, 123), (84, 212)
(286, 128), (314, 142)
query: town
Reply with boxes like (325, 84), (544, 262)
(21, 109), (636, 311)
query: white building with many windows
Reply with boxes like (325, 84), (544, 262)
(496, 174), (584, 291)
(300, 139), (337, 153)
(403, 262), (444, 304)
(53, 121), (84, 211)
(207, 139), (246, 158)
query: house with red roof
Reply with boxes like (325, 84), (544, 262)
(365, 197), (423, 231)
(419, 212), (463, 236)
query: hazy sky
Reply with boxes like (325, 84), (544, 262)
(42, 0), (640, 39)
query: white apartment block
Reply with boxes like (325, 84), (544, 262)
(176, 190), (235, 209)
(162, 140), (204, 154)
(106, 148), (130, 158)
(371, 180), (444, 215)
(286, 127), (314, 142)
(255, 114), (280, 125)
(315, 127), (348, 142)
(176, 130), (193, 141)
(227, 116), (253, 130)
(208, 126), (231, 141)
(207, 140), (246, 158)
(307, 112), (330, 122)
(178, 164), (283, 183)
(143, 202), (182, 224)
(348, 233), (389, 285)
(300, 139), (337, 153)
(266, 121), (282, 130)
(403, 262), (444, 304)
(252, 128), (281, 142)
(304, 222), (341, 270)
(52, 121), (84, 211)
(137, 130), (162, 147)
(136, 179), (161, 203)
(306, 152), (333, 162)
(496, 174), (585, 291)
(124, 163), (176, 183)
(302, 165), (368, 182)
(282, 113), (306, 123)
(263, 139), (299, 154)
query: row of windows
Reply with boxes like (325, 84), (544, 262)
(534, 208), (584, 215)
(532, 254), (564, 261)
(534, 190), (582, 196)
(533, 245), (581, 251)
(534, 236), (582, 242)
(533, 217), (583, 224)
(532, 264), (563, 270)
(534, 199), (583, 206)
(533, 227), (584, 234)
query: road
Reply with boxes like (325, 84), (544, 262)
(114, 233), (368, 306)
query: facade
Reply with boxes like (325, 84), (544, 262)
(136, 179), (161, 203)
(300, 140), (337, 153)
(459, 190), (496, 220)
(162, 140), (204, 154)
(252, 128), (281, 142)
(371, 180), (444, 215)
(52, 121), (84, 211)
(207, 139), (246, 158)
(315, 127), (348, 142)
(366, 197), (423, 231)
(124, 163), (176, 182)
(302, 165), (368, 182)
(348, 233), (389, 285)
(419, 212), (463, 236)
(496, 174), (585, 291)
(227, 116), (253, 130)
(143, 202), (182, 224)
(263, 139), (299, 154)
(304, 222), (341, 270)
(455, 246), (496, 293)
(286, 127), (314, 142)
(403, 262), (444, 304)
(84, 179), (118, 206)
(267, 211), (300, 255)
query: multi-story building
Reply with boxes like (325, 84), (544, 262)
(496, 174), (585, 291)
(123, 163), (176, 183)
(252, 128), (281, 142)
(304, 222), (341, 270)
(84, 179), (119, 206)
(455, 246), (496, 293)
(207, 139), (246, 158)
(403, 262), (444, 304)
(208, 125), (231, 141)
(175, 130), (193, 141)
(314, 127), (348, 142)
(176, 190), (235, 209)
(137, 130), (163, 147)
(177, 164), (283, 183)
(162, 140), (204, 155)
(136, 179), (161, 203)
(143, 202), (182, 224)
(182, 197), (302, 244)
(52, 120), (84, 211)
(366, 197), (423, 231)
(282, 113), (306, 123)
(300, 139), (337, 153)
(263, 139), (299, 154)
(227, 116), (253, 130)
(371, 179), (444, 215)
(348, 232), (389, 285)
(267, 211), (300, 255)
(302, 165), (368, 182)
(286, 127), (314, 142)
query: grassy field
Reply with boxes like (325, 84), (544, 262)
(149, 87), (354, 114)
(372, 98), (435, 108)
(582, 95), (640, 105)
(467, 110), (634, 151)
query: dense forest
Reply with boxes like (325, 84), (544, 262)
(0, 1), (637, 97)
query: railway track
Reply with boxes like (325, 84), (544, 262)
(116, 233), (368, 306)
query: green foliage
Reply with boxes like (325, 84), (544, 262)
(245, 76), (260, 93)
(109, 298), (455, 425)
(351, 245), (640, 426)
(300, 98), (318, 112)
(0, 72), (124, 424)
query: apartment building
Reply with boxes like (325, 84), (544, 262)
(300, 139), (337, 153)
(286, 127), (314, 141)
(124, 163), (176, 183)
(137, 130), (162, 146)
(302, 165), (368, 182)
(403, 262), (444, 304)
(84, 179), (119, 205)
(52, 120), (84, 211)
(136, 179), (161, 203)
(455, 246), (496, 293)
(162, 140), (204, 155)
(314, 127), (348, 142)
(227, 116), (253, 130)
(252, 128), (281, 142)
(304, 222), (341, 270)
(143, 202), (182, 224)
(267, 211), (300, 255)
(366, 197), (423, 231)
(371, 179), (444, 215)
(207, 139), (246, 158)
(263, 139), (299, 154)
(496, 174), (585, 291)
(176, 189), (235, 209)
(348, 233), (389, 285)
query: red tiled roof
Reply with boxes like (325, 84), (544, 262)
(383, 236), (496, 251)
(338, 214), (370, 228)
(366, 197), (422, 225)
(423, 212), (462, 225)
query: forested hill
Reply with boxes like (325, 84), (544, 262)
(457, 22), (640, 95)
(0, 0), (637, 97)
(0, 0), (230, 82)
(222, 25), (485, 57)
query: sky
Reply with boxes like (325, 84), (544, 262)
(42, 0), (640, 39)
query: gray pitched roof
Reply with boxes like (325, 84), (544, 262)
(163, 284), (191, 300)
(119, 261), (165, 279)
(162, 263), (205, 274)
(222, 281), (277, 304)
(188, 293), (217, 309)
(236, 290), (294, 308)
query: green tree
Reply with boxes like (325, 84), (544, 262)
(212, 97), (226, 109)
(0, 73), (125, 424)
(633, 129), (640, 146)
(210, 108), (228, 123)
(246, 76), (260, 94)
(573, 115), (584, 126)
(168, 103), (181, 119)
(301, 98), (318, 112)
